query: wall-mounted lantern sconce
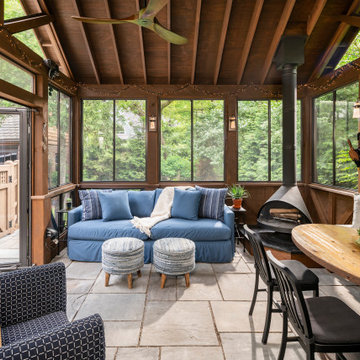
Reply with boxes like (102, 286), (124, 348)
(229, 116), (237, 131)
(149, 116), (157, 131)
(353, 99), (360, 118)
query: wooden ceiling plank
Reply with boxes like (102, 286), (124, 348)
(0, 0), (4, 26)
(135, 0), (147, 84)
(236, 0), (264, 84)
(35, 0), (74, 80)
(71, 0), (101, 84)
(338, 15), (360, 28)
(307, 0), (327, 36)
(167, 2), (171, 84)
(213, 0), (233, 85)
(191, 0), (202, 84)
(4, 13), (51, 34)
(103, 0), (124, 84)
(260, 0), (296, 84)
(309, 0), (360, 81)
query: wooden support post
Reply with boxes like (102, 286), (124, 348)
(225, 95), (238, 185)
(147, 95), (160, 186)
(0, 0), (4, 26)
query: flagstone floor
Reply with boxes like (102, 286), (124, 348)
(52, 247), (360, 360)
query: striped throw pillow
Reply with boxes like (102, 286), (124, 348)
(195, 186), (227, 221)
(79, 189), (112, 221)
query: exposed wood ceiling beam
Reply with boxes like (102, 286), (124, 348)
(35, 0), (74, 80)
(136, 0), (147, 84)
(307, 0), (327, 36)
(71, 0), (100, 84)
(236, 0), (263, 84)
(191, 0), (202, 84)
(213, 0), (233, 85)
(103, 0), (123, 84)
(4, 13), (51, 34)
(309, 0), (360, 81)
(337, 15), (360, 28)
(167, 2), (171, 84)
(259, 0), (296, 84)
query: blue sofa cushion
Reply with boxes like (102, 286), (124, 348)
(195, 186), (227, 221)
(79, 189), (111, 221)
(128, 190), (155, 218)
(98, 191), (132, 221)
(154, 188), (163, 204)
(171, 189), (201, 220)
(150, 218), (231, 241)
(68, 219), (149, 241)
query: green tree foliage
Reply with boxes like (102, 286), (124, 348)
(336, 31), (360, 69)
(160, 100), (224, 181)
(314, 83), (358, 189)
(82, 100), (146, 182)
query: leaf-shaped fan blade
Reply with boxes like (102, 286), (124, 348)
(152, 23), (188, 45)
(141, 0), (168, 18)
(72, 15), (137, 24)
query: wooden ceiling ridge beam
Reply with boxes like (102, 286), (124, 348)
(33, 0), (74, 80)
(103, 0), (124, 84)
(213, 0), (233, 85)
(307, 0), (327, 36)
(236, 0), (264, 84)
(136, 0), (147, 84)
(308, 0), (360, 82)
(71, 0), (101, 84)
(3, 13), (51, 34)
(167, 2), (171, 84)
(191, 0), (202, 84)
(259, 0), (296, 85)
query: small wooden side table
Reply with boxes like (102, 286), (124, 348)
(230, 206), (247, 251)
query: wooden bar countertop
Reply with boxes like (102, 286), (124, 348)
(292, 224), (360, 285)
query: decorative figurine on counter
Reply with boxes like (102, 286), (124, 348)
(347, 132), (360, 167)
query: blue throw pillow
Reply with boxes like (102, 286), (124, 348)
(195, 186), (227, 221)
(128, 190), (155, 218)
(171, 189), (202, 220)
(98, 191), (133, 221)
(79, 189), (112, 221)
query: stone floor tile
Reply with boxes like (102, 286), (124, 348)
(75, 294), (146, 321)
(141, 301), (218, 346)
(66, 261), (102, 279)
(211, 301), (282, 333)
(220, 333), (309, 360)
(67, 294), (87, 321)
(92, 267), (150, 294)
(147, 271), (176, 301)
(51, 253), (72, 268)
(115, 347), (159, 360)
(177, 265), (222, 301)
(67, 279), (94, 294)
(161, 346), (224, 360)
(104, 321), (141, 346)
(320, 285), (360, 314)
(311, 268), (355, 286)
(212, 257), (251, 274)
(216, 273), (266, 301)
(105, 347), (117, 360)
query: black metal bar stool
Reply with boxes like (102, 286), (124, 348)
(244, 225), (319, 344)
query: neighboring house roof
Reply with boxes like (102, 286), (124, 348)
(0, 115), (19, 143)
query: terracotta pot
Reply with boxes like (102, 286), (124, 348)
(232, 198), (242, 209)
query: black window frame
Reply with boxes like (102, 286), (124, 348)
(237, 99), (302, 182)
(48, 86), (72, 190)
(159, 98), (225, 182)
(80, 98), (148, 183)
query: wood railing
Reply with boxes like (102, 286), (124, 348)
(0, 160), (19, 238)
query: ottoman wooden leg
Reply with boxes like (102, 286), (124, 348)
(185, 273), (190, 287)
(137, 270), (142, 278)
(105, 272), (110, 287)
(128, 273), (133, 289)
(160, 274), (167, 289)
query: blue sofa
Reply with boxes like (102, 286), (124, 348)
(67, 190), (235, 263)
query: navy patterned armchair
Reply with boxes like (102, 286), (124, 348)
(0, 262), (105, 359)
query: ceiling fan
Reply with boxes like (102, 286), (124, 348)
(72, 0), (188, 45)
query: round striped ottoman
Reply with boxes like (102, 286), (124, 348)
(153, 238), (195, 288)
(102, 237), (144, 289)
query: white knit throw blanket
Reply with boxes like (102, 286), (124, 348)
(131, 186), (191, 237)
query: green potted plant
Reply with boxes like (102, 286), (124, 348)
(227, 184), (249, 209)
(65, 197), (72, 210)
(356, 229), (360, 246)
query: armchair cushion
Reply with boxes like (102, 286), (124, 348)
(0, 263), (66, 327)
